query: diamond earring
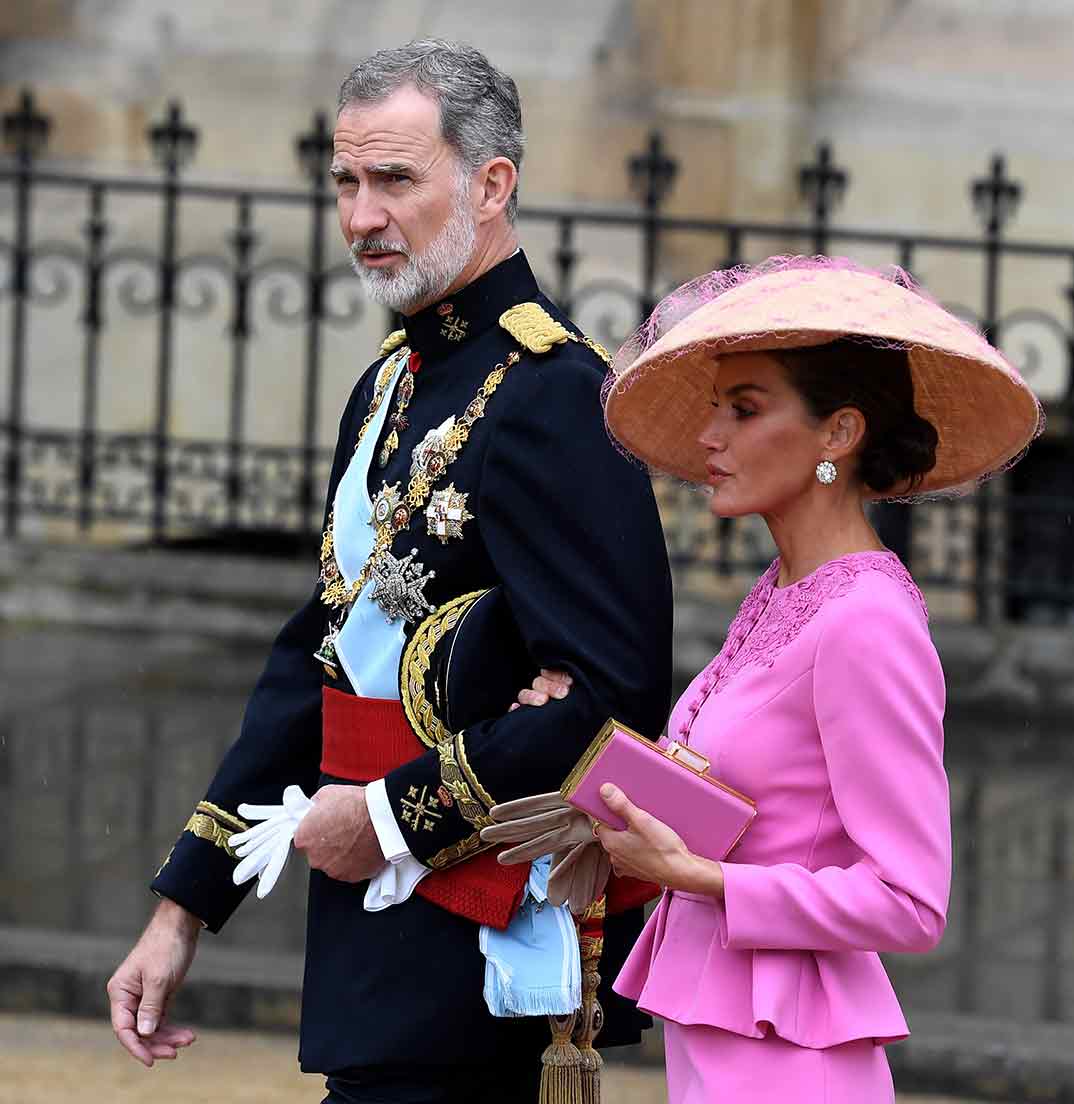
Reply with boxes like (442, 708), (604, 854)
(815, 459), (837, 485)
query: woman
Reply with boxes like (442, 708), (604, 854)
(490, 257), (1042, 1103)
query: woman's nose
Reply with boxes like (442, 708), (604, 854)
(697, 412), (727, 451)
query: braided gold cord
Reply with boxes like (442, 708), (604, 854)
(400, 590), (488, 748)
(379, 329), (408, 356)
(499, 302), (571, 353)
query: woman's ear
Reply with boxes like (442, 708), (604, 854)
(823, 407), (867, 460)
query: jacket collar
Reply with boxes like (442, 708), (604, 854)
(402, 251), (539, 360)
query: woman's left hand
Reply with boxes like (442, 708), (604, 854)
(595, 783), (724, 898)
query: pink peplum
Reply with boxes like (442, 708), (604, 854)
(615, 551), (951, 1050)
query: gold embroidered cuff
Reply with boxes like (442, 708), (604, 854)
(182, 801), (249, 859)
(437, 735), (494, 830)
(454, 733), (494, 811)
(426, 829), (489, 871)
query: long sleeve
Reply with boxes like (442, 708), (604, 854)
(382, 355), (674, 866)
(150, 370), (374, 931)
(721, 585), (951, 954)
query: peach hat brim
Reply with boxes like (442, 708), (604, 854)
(603, 263), (1042, 497)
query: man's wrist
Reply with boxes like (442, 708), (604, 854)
(153, 895), (205, 937)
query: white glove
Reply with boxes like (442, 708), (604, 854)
(228, 785), (313, 899)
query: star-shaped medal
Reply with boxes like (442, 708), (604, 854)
(368, 547), (437, 624)
(425, 483), (473, 544)
(371, 481), (403, 528)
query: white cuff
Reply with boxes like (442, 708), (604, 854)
(365, 778), (413, 865)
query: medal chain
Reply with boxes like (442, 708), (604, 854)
(317, 347), (409, 582)
(378, 351), (422, 468)
(318, 348), (522, 614)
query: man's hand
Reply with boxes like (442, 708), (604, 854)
(293, 784), (385, 882)
(106, 898), (201, 1067)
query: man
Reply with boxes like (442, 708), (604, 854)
(107, 39), (672, 1103)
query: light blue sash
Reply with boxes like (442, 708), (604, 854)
(334, 353), (409, 699)
(479, 856), (582, 1017)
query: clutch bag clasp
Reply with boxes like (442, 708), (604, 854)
(665, 741), (711, 775)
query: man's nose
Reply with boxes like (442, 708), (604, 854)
(348, 191), (390, 240)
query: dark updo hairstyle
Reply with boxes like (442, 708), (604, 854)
(774, 338), (939, 494)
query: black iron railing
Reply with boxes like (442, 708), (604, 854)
(2, 90), (1073, 619)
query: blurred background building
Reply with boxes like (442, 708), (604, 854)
(2, 2), (1073, 1100)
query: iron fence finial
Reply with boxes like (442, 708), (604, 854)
(296, 110), (335, 183)
(971, 153), (1022, 238)
(147, 100), (199, 175)
(3, 88), (51, 163)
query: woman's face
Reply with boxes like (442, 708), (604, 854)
(697, 351), (835, 518)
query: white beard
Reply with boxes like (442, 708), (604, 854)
(350, 183), (477, 315)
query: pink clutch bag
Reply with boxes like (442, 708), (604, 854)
(560, 718), (757, 863)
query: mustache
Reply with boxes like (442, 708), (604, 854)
(350, 238), (412, 259)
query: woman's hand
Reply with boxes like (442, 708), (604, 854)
(595, 783), (725, 899)
(509, 668), (572, 711)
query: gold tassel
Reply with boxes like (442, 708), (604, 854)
(539, 1012), (583, 1104)
(574, 933), (605, 1104)
(572, 898), (607, 1104)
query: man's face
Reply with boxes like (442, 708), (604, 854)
(332, 85), (476, 314)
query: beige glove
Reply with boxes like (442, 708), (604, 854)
(548, 840), (612, 913)
(481, 792), (610, 911)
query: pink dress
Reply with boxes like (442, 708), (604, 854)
(615, 552), (951, 1103)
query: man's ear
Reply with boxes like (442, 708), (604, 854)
(474, 157), (517, 224)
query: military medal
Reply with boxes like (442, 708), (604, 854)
(368, 547), (437, 624)
(378, 351), (422, 468)
(314, 624), (341, 677)
(410, 417), (454, 481)
(426, 483), (472, 544)
(371, 481), (405, 529)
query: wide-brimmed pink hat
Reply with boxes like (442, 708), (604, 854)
(602, 255), (1043, 497)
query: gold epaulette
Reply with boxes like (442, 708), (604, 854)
(500, 303), (570, 353)
(379, 328), (408, 356)
(499, 302), (612, 365)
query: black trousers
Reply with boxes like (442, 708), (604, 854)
(322, 1060), (543, 1104)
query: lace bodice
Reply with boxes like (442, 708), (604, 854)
(675, 551), (926, 741)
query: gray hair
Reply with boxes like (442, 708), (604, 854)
(338, 39), (525, 222)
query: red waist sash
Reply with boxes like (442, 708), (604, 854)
(321, 687), (528, 930)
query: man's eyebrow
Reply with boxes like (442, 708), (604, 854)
(329, 162), (354, 179)
(367, 162), (414, 175)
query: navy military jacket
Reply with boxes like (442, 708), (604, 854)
(152, 251), (674, 1072)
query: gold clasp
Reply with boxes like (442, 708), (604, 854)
(665, 742), (711, 775)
